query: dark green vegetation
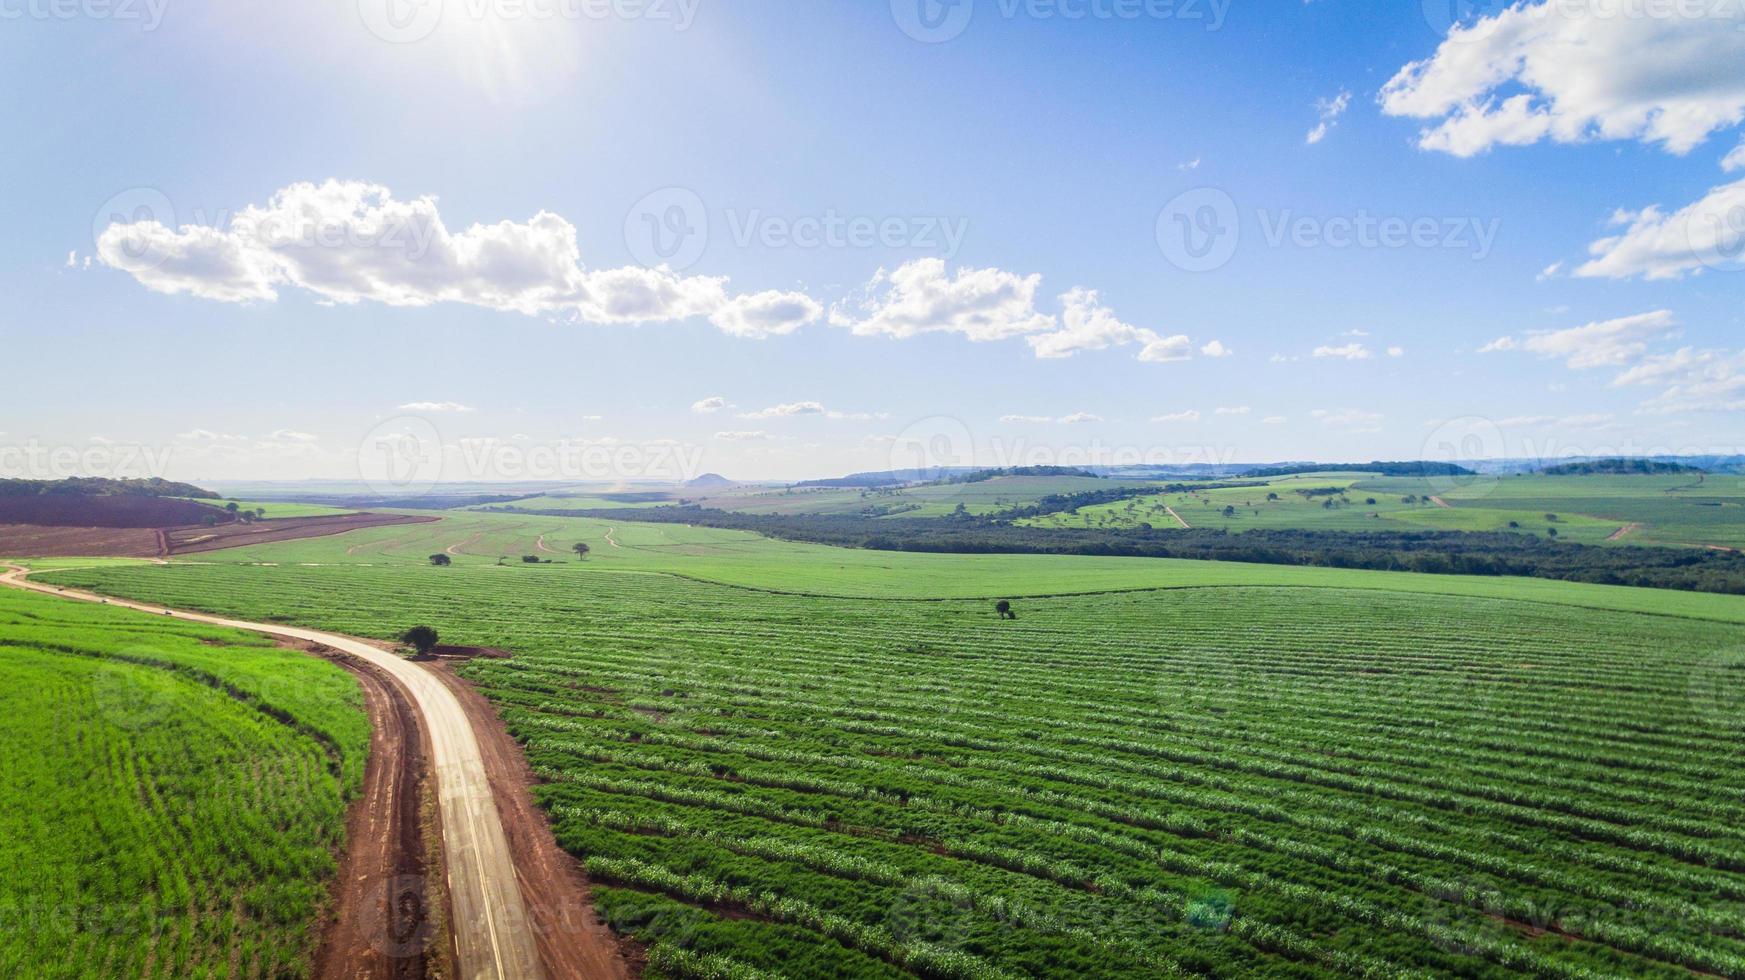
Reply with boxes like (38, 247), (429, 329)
(1539, 460), (1706, 477)
(0, 586), (368, 978)
(0, 477), (218, 499)
(1243, 462), (1476, 479)
(39, 515), (1745, 980)
(537, 506), (1745, 596)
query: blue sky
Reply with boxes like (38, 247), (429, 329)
(3, 0), (1744, 483)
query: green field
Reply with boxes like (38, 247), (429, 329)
(34, 511), (1745, 978)
(175, 498), (357, 519)
(685, 476), (1153, 519)
(0, 586), (368, 979)
(1014, 471), (1745, 550)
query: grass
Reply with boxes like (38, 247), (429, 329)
(1014, 471), (1745, 549)
(35, 510), (1745, 978)
(0, 586), (368, 979)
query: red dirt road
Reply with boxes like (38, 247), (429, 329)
(427, 660), (638, 980)
(311, 649), (451, 980)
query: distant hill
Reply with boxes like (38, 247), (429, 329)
(1245, 461), (1478, 479)
(0, 477), (218, 499)
(1539, 459), (1706, 477)
(794, 467), (982, 489)
(685, 473), (736, 489)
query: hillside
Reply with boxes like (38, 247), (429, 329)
(1539, 458), (1706, 476)
(0, 476), (218, 498)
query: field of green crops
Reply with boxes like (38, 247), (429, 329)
(0, 585), (368, 979)
(33, 511), (1745, 979)
(1015, 471), (1745, 550)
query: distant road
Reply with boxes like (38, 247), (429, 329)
(0, 564), (545, 980)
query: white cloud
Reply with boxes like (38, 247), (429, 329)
(1177, 157), (1202, 172)
(1200, 339), (1233, 358)
(1027, 287), (1156, 359)
(1151, 410), (1202, 423)
(1490, 310), (1679, 370)
(1214, 405), (1251, 415)
(835, 265), (1209, 365)
(714, 430), (770, 441)
(1306, 89), (1352, 145)
(1613, 348), (1745, 413)
(399, 401), (476, 413)
(738, 401), (888, 421)
(709, 290), (825, 339)
(1380, 1), (1745, 157)
(1574, 177), (1745, 280)
(691, 396), (732, 414)
(1494, 413), (1615, 429)
(95, 179), (820, 337)
(1387, 346), (1406, 358)
(1313, 342), (1372, 360)
(1000, 414), (1054, 423)
(740, 401), (826, 420)
(1311, 408), (1384, 432)
(830, 258), (1053, 342)
(1262, 416), (1289, 425)
(1059, 412), (1104, 424)
(1726, 139), (1745, 172)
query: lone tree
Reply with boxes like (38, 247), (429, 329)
(995, 600), (1017, 621)
(429, 553), (452, 567)
(572, 542), (591, 560)
(400, 625), (439, 656)
(522, 555), (542, 564)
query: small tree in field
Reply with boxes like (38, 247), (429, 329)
(400, 625), (439, 656)
(995, 600), (1016, 621)
(572, 543), (591, 560)
(429, 554), (452, 567)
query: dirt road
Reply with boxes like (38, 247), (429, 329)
(0, 565), (545, 980)
(1164, 506), (1192, 529)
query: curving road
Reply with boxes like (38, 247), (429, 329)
(0, 564), (545, 980)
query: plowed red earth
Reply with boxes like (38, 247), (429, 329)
(0, 513), (436, 558)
